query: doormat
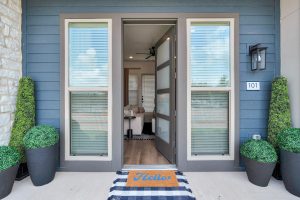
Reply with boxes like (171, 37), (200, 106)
(108, 170), (196, 200)
(126, 170), (179, 187)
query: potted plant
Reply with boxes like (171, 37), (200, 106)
(23, 125), (59, 186)
(9, 77), (35, 180)
(278, 128), (300, 197)
(240, 139), (277, 187)
(0, 146), (20, 199)
(267, 76), (291, 179)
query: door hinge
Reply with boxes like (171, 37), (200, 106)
(174, 72), (177, 79)
(174, 110), (177, 117)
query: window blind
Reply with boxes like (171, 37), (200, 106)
(67, 21), (110, 158)
(191, 92), (229, 155)
(190, 22), (230, 87)
(142, 75), (155, 112)
(128, 74), (138, 105)
(189, 20), (232, 157)
(69, 22), (109, 87)
(71, 92), (108, 156)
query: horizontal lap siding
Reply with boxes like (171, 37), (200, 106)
(25, 0), (278, 147)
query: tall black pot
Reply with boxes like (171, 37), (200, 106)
(281, 149), (300, 197)
(243, 156), (276, 187)
(26, 143), (58, 186)
(0, 165), (19, 199)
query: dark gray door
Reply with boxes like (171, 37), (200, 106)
(155, 26), (176, 164)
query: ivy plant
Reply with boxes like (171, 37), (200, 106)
(268, 76), (291, 149)
(240, 139), (277, 163)
(23, 125), (59, 149)
(278, 128), (300, 153)
(9, 77), (35, 162)
(0, 146), (20, 171)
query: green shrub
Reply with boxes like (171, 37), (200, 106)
(267, 77), (291, 149)
(240, 139), (277, 163)
(23, 125), (59, 149)
(278, 128), (300, 153)
(9, 77), (35, 162)
(0, 146), (20, 171)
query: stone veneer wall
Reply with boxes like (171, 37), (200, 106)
(0, 0), (22, 145)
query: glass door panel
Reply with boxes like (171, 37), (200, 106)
(155, 26), (176, 163)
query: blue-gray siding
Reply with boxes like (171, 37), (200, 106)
(23, 0), (280, 162)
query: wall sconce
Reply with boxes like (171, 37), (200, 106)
(249, 44), (267, 71)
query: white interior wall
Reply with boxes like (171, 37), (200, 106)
(280, 0), (300, 127)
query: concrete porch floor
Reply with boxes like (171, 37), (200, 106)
(4, 172), (299, 200)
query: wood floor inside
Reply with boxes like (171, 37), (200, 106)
(124, 139), (170, 165)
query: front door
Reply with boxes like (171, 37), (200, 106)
(155, 26), (176, 163)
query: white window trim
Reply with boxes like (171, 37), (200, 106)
(64, 18), (112, 161)
(186, 18), (235, 161)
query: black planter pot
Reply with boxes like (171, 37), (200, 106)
(15, 162), (29, 181)
(272, 162), (282, 180)
(26, 143), (58, 186)
(280, 149), (300, 197)
(243, 156), (276, 187)
(0, 164), (19, 199)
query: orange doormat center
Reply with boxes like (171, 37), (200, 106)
(126, 170), (179, 187)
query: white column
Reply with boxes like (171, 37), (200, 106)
(0, 0), (22, 145)
(281, 0), (300, 127)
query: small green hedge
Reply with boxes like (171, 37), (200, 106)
(0, 146), (20, 171)
(278, 128), (300, 153)
(240, 139), (277, 163)
(268, 77), (291, 149)
(23, 125), (59, 149)
(9, 77), (35, 162)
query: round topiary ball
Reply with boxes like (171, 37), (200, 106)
(0, 146), (20, 171)
(23, 125), (59, 149)
(240, 139), (277, 163)
(278, 128), (300, 153)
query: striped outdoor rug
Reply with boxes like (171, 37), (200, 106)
(108, 170), (196, 200)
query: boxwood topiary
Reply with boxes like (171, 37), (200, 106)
(241, 139), (278, 163)
(268, 76), (291, 149)
(9, 77), (35, 162)
(278, 128), (300, 153)
(23, 125), (59, 149)
(0, 146), (20, 171)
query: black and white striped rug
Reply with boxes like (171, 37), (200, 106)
(108, 170), (196, 200)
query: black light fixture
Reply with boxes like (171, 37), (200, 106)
(249, 44), (267, 71)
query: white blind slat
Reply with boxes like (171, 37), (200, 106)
(191, 92), (229, 155)
(128, 74), (138, 105)
(190, 22), (230, 87)
(189, 21), (232, 156)
(71, 92), (108, 156)
(142, 75), (155, 112)
(69, 22), (109, 87)
(67, 21), (110, 158)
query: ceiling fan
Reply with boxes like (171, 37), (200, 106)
(136, 46), (155, 59)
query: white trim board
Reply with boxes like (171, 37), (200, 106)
(186, 18), (235, 161)
(64, 18), (113, 161)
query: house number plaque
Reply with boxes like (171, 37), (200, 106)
(247, 82), (260, 91)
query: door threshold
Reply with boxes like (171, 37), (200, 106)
(123, 164), (177, 170)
